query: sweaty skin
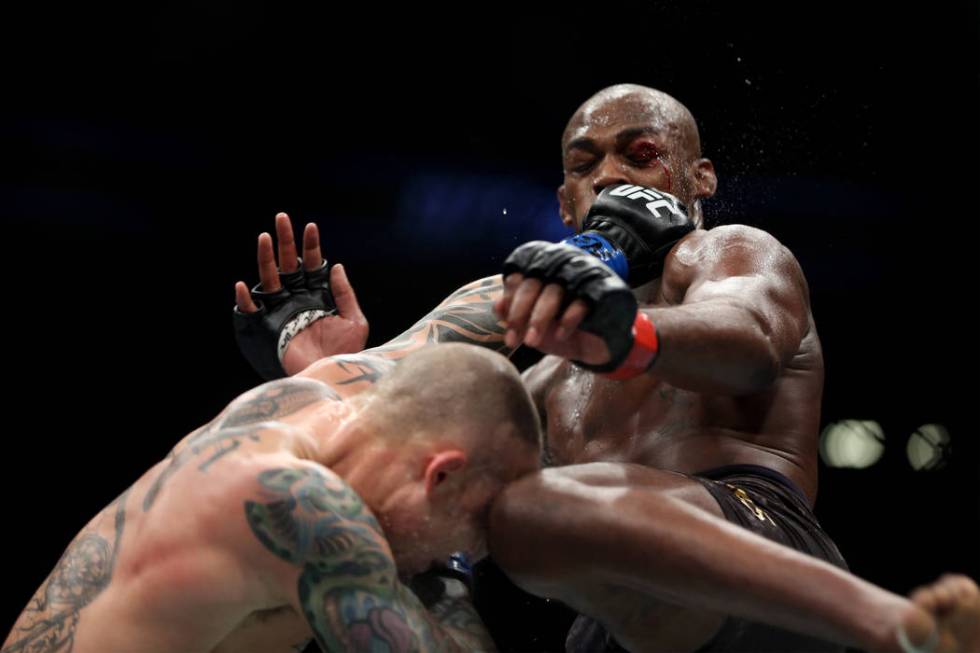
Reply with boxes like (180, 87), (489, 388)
(226, 85), (979, 652)
(3, 286), (537, 653)
(488, 87), (834, 650)
(490, 86), (978, 652)
(522, 225), (823, 501)
(537, 86), (817, 497)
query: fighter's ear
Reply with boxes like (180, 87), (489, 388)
(557, 185), (576, 229)
(690, 158), (718, 200)
(423, 450), (467, 495)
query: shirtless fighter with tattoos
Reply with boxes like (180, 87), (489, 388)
(233, 84), (980, 652)
(3, 314), (541, 650)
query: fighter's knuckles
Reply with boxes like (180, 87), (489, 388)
(510, 284), (544, 324)
(506, 304), (532, 331)
(503, 271), (524, 288)
(519, 277), (544, 300)
(528, 299), (562, 334)
(502, 240), (552, 278)
(561, 300), (589, 330)
(541, 281), (565, 300)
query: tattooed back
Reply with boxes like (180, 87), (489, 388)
(3, 376), (349, 653)
(5, 319), (541, 653)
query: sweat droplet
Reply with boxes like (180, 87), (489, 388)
(502, 208), (508, 215)
(744, 79), (752, 86)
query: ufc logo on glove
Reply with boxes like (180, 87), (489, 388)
(608, 184), (686, 221)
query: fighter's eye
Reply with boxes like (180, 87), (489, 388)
(629, 142), (660, 164)
(569, 159), (596, 174)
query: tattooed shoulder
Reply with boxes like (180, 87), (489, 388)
(244, 465), (429, 652)
(143, 378), (339, 512)
(245, 465), (492, 652)
(219, 377), (342, 429)
(245, 465), (389, 571)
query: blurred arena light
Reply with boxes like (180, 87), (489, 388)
(819, 420), (885, 469)
(906, 424), (951, 471)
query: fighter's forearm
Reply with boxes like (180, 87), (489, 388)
(642, 300), (786, 395)
(405, 580), (497, 652)
(368, 275), (510, 361)
(297, 276), (510, 391)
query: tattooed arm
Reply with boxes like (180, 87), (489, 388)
(368, 275), (509, 359)
(3, 490), (131, 653)
(243, 464), (496, 652)
(296, 276), (509, 394)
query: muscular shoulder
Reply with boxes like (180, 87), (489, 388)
(663, 225), (807, 301)
(241, 463), (391, 569)
(217, 377), (343, 428)
(671, 224), (793, 271)
(199, 458), (394, 603)
(238, 462), (413, 650)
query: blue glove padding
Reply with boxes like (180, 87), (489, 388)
(562, 183), (694, 287)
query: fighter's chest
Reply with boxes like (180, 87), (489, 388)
(539, 359), (703, 465)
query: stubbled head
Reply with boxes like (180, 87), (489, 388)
(363, 344), (542, 577)
(559, 83), (718, 229)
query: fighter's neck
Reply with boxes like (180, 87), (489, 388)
(304, 401), (420, 516)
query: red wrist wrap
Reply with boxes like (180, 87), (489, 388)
(603, 311), (659, 381)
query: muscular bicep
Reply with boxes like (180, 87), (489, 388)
(242, 465), (476, 653)
(667, 226), (811, 363)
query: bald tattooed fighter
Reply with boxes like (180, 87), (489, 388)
(4, 328), (541, 649)
(232, 84), (980, 653)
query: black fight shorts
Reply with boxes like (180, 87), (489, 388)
(565, 464), (849, 653)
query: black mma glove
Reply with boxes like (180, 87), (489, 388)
(408, 553), (474, 609)
(562, 184), (694, 287)
(233, 259), (337, 380)
(502, 242), (658, 378)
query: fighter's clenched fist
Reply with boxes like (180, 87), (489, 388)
(496, 183), (694, 379)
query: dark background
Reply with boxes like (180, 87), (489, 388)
(1, 3), (978, 650)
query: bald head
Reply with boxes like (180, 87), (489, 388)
(557, 84), (717, 229)
(366, 344), (542, 455)
(563, 84), (702, 161)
